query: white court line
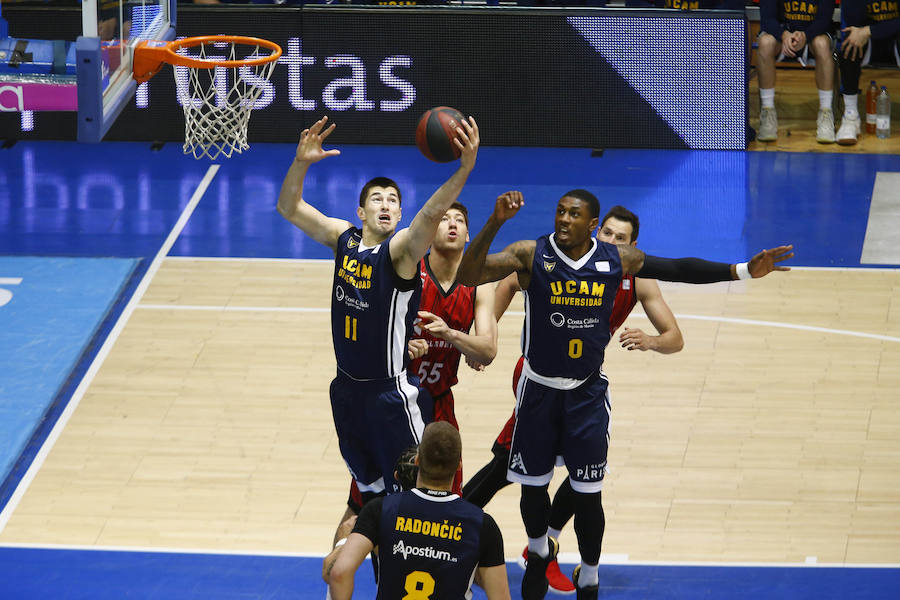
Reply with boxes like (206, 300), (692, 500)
(158, 257), (900, 272)
(861, 172), (900, 265)
(510, 311), (900, 344)
(0, 542), (898, 569)
(649, 313), (900, 344)
(0, 165), (221, 534)
(135, 304), (900, 344)
(164, 256), (331, 264)
(138, 304), (329, 313)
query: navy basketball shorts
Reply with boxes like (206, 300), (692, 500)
(507, 372), (611, 493)
(330, 371), (433, 496)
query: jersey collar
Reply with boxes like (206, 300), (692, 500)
(412, 488), (460, 502)
(548, 234), (597, 271)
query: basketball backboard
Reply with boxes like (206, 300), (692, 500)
(0, 0), (174, 140)
(77, 0), (177, 142)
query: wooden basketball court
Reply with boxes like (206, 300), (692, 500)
(2, 256), (898, 565)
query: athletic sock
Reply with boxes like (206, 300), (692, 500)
(843, 94), (859, 119)
(547, 527), (562, 541)
(760, 88), (775, 109)
(819, 89), (833, 110)
(528, 535), (549, 558)
(578, 562), (599, 587)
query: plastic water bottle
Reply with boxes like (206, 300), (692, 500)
(876, 86), (891, 139)
(866, 80), (879, 134)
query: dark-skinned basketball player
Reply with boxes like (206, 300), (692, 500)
(462, 205), (684, 594)
(456, 190), (793, 600)
(276, 115), (479, 510)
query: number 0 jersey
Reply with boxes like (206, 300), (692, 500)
(410, 255), (477, 398)
(332, 227), (422, 380)
(523, 234), (622, 383)
(353, 488), (504, 600)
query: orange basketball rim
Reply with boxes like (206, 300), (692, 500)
(131, 35), (283, 160)
(133, 35), (282, 83)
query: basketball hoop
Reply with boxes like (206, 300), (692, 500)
(133, 36), (282, 160)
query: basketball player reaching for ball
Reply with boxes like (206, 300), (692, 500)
(344, 201), (498, 518)
(462, 204), (683, 594)
(456, 190), (793, 600)
(276, 115), (480, 506)
(324, 422), (511, 600)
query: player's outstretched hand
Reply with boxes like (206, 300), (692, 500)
(454, 116), (480, 171)
(748, 245), (794, 278)
(493, 191), (524, 225)
(408, 338), (429, 360)
(295, 116), (341, 164)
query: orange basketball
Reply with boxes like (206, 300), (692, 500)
(415, 106), (467, 162)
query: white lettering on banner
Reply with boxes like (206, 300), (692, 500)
(280, 37), (317, 110)
(379, 55), (415, 111)
(239, 64), (276, 109)
(323, 54), (375, 111)
(135, 38), (416, 114)
(0, 278), (23, 307)
(0, 85), (25, 112)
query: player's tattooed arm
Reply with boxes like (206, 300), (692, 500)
(459, 239), (535, 288)
(458, 191), (531, 287)
(323, 532), (374, 600)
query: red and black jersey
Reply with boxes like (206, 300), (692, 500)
(410, 255), (477, 398)
(609, 274), (638, 335)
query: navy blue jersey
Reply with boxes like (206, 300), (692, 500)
(361, 489), (500, 599)
(659, 0), (743, 9)
(843, 0), (900, 40)
(760, 0), (836, 40)
(332, 227), (421, 380)
(523, 234), (622, 381)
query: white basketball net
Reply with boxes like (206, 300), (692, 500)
(174, 40), (278, 160)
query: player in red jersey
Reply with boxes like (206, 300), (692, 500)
(411, 201), (498, 494)
(462, 205), (684, 594)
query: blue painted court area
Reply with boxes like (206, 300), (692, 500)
(0, 548), (897, 599)
(0, 256), (136, 482)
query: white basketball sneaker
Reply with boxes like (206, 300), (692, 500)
(817, 108), (836, 143)
(836, 114), (861, 146)
(758, 107), (778, 142)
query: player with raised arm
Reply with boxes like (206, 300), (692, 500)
(343, 202), (497, 518)
(456, 190), (792, 600)
(462, 204), (684, 594)
(276, 115), (480, 506)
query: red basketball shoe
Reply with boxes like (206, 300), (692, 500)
(519, 543), (576, 595)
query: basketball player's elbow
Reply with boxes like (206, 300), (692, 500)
(276, 200), (295, 221)
(326, 560), (354, 589)
(661, 331), (684, 354)
(456, 266), (479, 287)
(471, 344), (497, 367)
